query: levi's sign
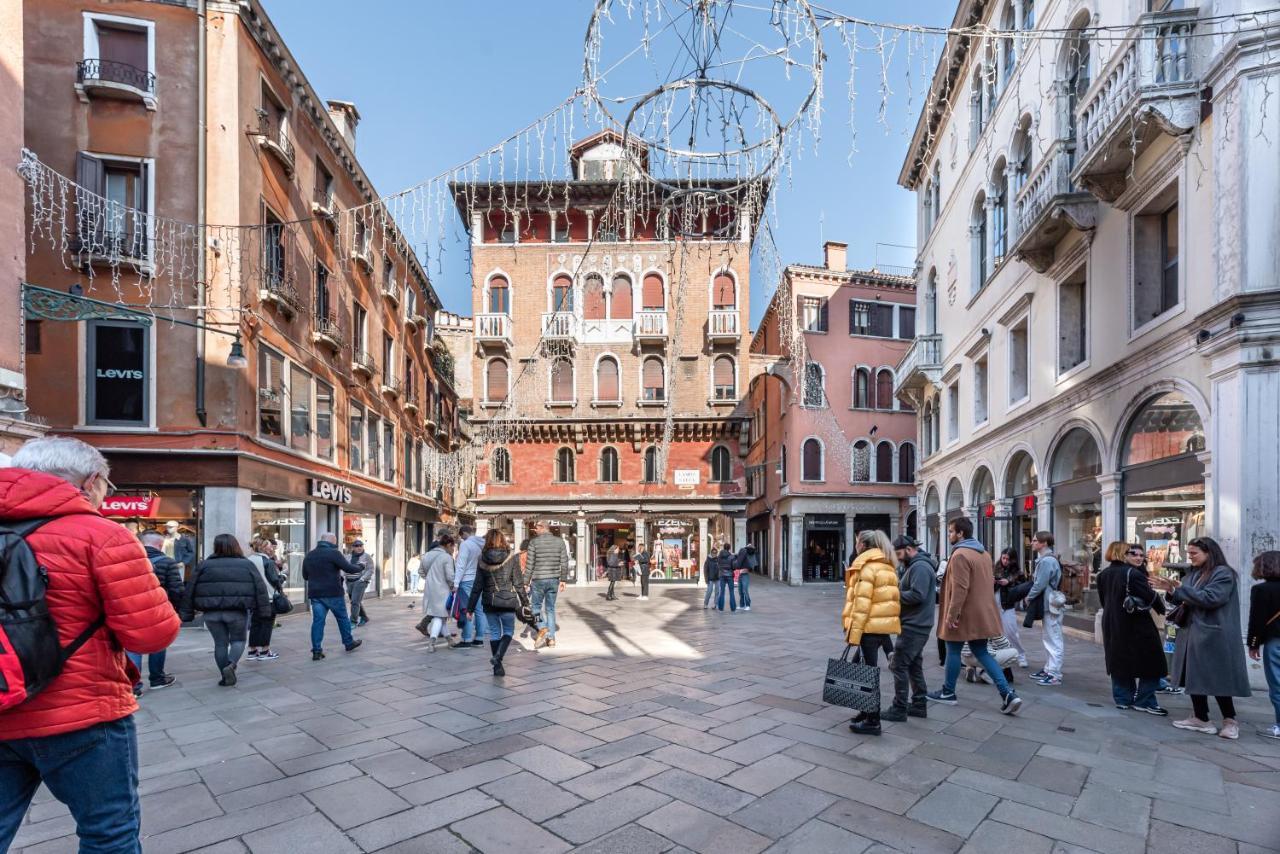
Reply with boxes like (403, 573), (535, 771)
(100, 495), (157, 517)
(96, 368), (145, 380)
(310, 479), (352, 504)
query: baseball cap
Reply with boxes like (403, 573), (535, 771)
(351, 539), (364, 547)
(892, 534), (919, 550)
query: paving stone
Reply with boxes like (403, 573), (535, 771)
(645, 767), (757, 813)
(721, 753), (814, 797)
(946, 768), (1071, 814)
(800, 766), (920, 815)
(781, 742), (882, 778)
(397, 758), (518, 805)
(142, 794), (316, 854)
(251, 731), (328, 763)
(872, 753), (953, 796)
(388, 728), (470, 760)
(1018, 756), (1090, 795)
(348, 789), (499, 851)
(639, 800), (772, 854)
(430, 733), (538, 771)
(242, 814), (360, 854)
(304, 775), (411, 829)
(545, 785), (673, 844)
(140, 783), (223, 836)
(905, 782), (999, 837)
(959, 820), (1054, 854)
(563, 755), (668, 800)
(728, 782), (837, 839)
(819, 798), (965, 854)
(198, 755), (283, 796)
(648, 744), (741, 780)
(354, 749), (444, 788)
(524, 724), (607, 754)
(419, 708), (489, 732)
(762, 818), (873, 853)
(1070, 782), (1150, 836)
(480, 771), (583, 822)
(712, 732), (794, 765)
(215, 763), (363, 812)
(989, 802), (1146, 854)
(276, 739), (399, 775)
(659, 723), (733, 753)
(577, 733), (669, 766)
(507, 744), (595, 782)
(572, 823), (677, 854)
(450, 805), (572, 853)
(369, 828), (475, 854)
(1144, 819), (1237, 854)
(1150, 793), (1280, 848)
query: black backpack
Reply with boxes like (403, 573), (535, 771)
(0, 518), (105, 711)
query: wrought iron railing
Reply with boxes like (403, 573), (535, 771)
(261, 270), (301, 312)
(77, 59), (156, 94)
(352, 350), (376, 376)
(255, 110), (295, 165)
(312, 313), (345, 349)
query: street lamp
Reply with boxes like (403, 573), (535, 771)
(226, 334), (249, 369)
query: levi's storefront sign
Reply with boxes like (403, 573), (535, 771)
(309, 479), (352, 505)
(100, 495), (158, 518)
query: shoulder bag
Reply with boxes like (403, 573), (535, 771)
(272, 590), (293, 615)
(822, 644), (881, 714)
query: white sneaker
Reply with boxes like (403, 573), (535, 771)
(742, 606), (750, 611)
(1017, 658), (1028, 668)
(638, 595), (648, 600)
(1261, 724), (1280, 740)
(1172, 716), (1218, 735)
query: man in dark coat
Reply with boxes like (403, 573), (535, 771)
(1096, 544), (1168, 715)
(302, 534), (364, 660)
(126, 530), (186, 691)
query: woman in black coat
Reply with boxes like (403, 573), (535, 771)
(1096, 542), (1168, 715)
(180, 534), (272, 686)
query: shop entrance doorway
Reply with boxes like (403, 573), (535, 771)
(591, 523), (634, 582)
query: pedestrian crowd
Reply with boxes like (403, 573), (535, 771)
(831, 514), (1278, 745)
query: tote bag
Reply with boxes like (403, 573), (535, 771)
(823, 644), (881, 714)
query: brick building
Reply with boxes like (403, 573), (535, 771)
(19, 0), (462, 600)
(453, 131), (759, 583)
(746, 243), (917, 584)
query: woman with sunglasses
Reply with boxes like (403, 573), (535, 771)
(1168, 537), (1252, 739)
(1095, 542), (1168, 715)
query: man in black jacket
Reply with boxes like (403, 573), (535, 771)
(302, 534), (364, 660)
(883, 535), (938, 721)
(733, 543), (759, 611)
(126, 530), (184, 693)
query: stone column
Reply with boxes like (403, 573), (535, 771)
(512, 517), (525, 547)
(697, 517), (709, 587)
(992, 498), (1014, 554)
(983, 195), (997, 281)
(844, 513), (856, 562)
(790, 518), (805, 586)
(1034, 488), (1053, 533)
(1004, 163), (1020, 244)
(575, 515), (589, 587)
(1097, 473), (1123, 553)
(634, 516), (647, 548)
(733, 515), (747, 551)
(204, 487), (251, 559)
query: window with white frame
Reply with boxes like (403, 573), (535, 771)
(257, 346), (336, 460)
(81, 13), (155, 97)
(851, 440), (871, 482)
(710, 445), (733, 482)
(383, 420), (395, 483)
(76, 153), (153, 261)
(801, 438), (824, 482)
(898, 442), (916, 483)
(1009, 316), (1030, 403)
(1058, 267), (1087, 373)
(712, 356), (736, 401)
(555, 447), (575, 483)
(492, 447), (511, 483)
(803, 362), (825, 408)
(875, 369), (895, 410)
(1133, 189), (1179, 330)
(971, 192), (989, 289)
(642, 357), (665, 402)
(550, 357), (575, 403)
(946, 381), (960, 442)
(599, 447), (620, 483)
(349, 403), (364, 472)
(800, 296), (828, 333)
(974, 354), (989, 424)
(367, 415), (381, 479)
(596, 356), (620, 402)
(875, 441), (894, 483)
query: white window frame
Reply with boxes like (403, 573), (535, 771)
(850, 439), (872, 483)
(80, 12), (157, 108)
(1005, 309), (1032, 412)
(708, 268), (740, 310)
(81, 151), (157, 272)
(592, 352), (622, 406)
(251, 344), (335, 466)
(800, 436), (826, 483)
(1128, 177), (1185, 341)
(801, 362), (826, 409)
(945, 380), (960, 445)
(638, 355), (667, 405)
(548, 355), (577, 407)
(1056, 264), (1091, 382)
(483, 357), (509, 407)
(972, 351), (990, 428)
(710, 355), (738, 403)
(77, 319), (157, 431)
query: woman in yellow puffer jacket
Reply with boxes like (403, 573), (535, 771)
(841, 529), (901, 735)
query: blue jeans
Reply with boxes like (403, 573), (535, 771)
(703, 580), (716, 607)
(458, 581), (488, 642)
(310, 596), (355, 651)
(530, 578), (560, 639)
(124, 649), (167, 685)
(0, 717), (141, 853)
(738, 572), (751, 607)
(1111, 676), (1162, 709)
(943, 639), (1011, 697)
(717, 576), (737, 611)
(1264, 638), (1280, 725)
(487, 609), (516, 641)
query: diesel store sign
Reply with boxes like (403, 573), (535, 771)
(309, 479), (352, 504)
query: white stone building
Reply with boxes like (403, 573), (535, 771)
(894, 0), (1280, 632)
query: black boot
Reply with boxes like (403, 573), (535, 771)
(489, 640), (500, 666)
(493, 635), (512, 676)
(849, 713), (882, 736)
(881, 705), (908, 723)
(908, 700), (928, 719)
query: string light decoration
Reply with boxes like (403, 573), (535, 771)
(18, 0), (1280, 494)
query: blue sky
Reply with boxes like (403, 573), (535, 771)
(265, 1), (957, 320)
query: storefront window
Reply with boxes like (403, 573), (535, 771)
(972, 467), (995, 550)
(100, 488), (201, 574)
(1123, 391), (1205, 467)
(1050, 428), (1103, 604)
(925, 487), (941, 556)
(804, 514), (845, 581)
(258, 346), (285, 444)
(349, 404), (364, 473)
(251, 496), (309, 595)
(1125, 484), (1206, 587)
(87, 320), (149, 426)
(290, 364), (312, 455)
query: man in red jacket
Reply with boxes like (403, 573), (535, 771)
(0, 436), (181, 853)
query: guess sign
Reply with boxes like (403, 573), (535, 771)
(100, 495), (157, 517)
(310, 479), (352, 504)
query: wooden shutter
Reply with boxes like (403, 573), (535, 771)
(876, 370), (894, 409)
(803, 439), (822, 480)
(75, 152), (105, 250)
(712, 273), (735, 308)
(643, 358), (663, 395)
(551, 358), (573, 401)
(552, 275), (573, 311)
(597, 358), (619, 401)
(876, 442), (894, 482)
(487, 359), (508, 401)
(899, 307), (916, 339)
(611, 275), (632, 319)
(899, 444), (915, 483)
(98, 24), (148, 71)
(584, 276), (606, 319)
(642, 274), (664, 309)
(871, 304), (894, 337)
(713, 356), (733, 388)
(488, 276), (509, 314)
(855, 369), (870, 408)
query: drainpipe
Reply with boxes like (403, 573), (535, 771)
(195, 0), (208, 426)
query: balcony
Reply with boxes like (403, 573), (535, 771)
(381, 377), (402, 399)
(475, 313), (512, 348)
(258, 271), (300, 318)
(1011, 146), (1097, 273)
(634, 310), (669, 341)
(541, 312), (579, 341)
(403, 393), (420, 414)
(310, 313), (346, 352)
(253, 111), (296, 176)
(311, 190), (337, 223)
(707, 309), (740, 342)
(351, 245), (374, 272)
(410, 313), (428, 330)
(893, 333), (943, 401)
(381, 283), (401, 307)
(75, 59), (157, 110)
(1073, 8), (1201, 203)
(351, 350), (376, 378)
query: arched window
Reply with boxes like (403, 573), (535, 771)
(876, 369), (895, 410)
(1005, 450), (1039, 496)
(972, 192), (989, 287)
(642, 357), (665, 402)
(488, 275), (510, 314)
(875, 442), (894, 483)
(898, 443), (916, 483)
(922, 402), (935, 457)
(1051, 428), (1103, 483)
(555, 447), (575, 483)
(970, 68), (987, 142)
(1000, 3), (1017, 88)
(991, 159), (1009, 265)
(599, 447), (620, 483)
(802, 438), (824, 482)
(1122, 392), (1205, 467)
(550, 357), (574, 403)
(551, 274), (573, 311)
(1012, 116), (1033, 193)
(851, 440), (871, 482)
(596, 356), (620, 402)
(780, 444), (787, 482)
(1064, 24), (1091, 151)
(491, 447), (511, 483)
(710, 445), (732, 482)
(611, 274), (633, 319)
(712, 272), (736, 309)
(642, 446), (659, 483)
(945, 478), (965, 515)
(486, 358), (508, 403)
(854, 368), (871, 409)
(803, 363), (825, 407)
(925, 268), (938, 335)
(1023, 0), (1035, 29)
(583, 274), (606, 320)
(712, 356), (736, 401)
(642, 273), (665, 309)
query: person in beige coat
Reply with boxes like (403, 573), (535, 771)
(928, 517), (1023, 715)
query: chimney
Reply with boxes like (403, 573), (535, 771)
(326, 100), (361, 151)
(823, 240), (848, 273)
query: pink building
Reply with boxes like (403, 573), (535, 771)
(746, 242), (918, 583)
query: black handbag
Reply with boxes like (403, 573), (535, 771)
(823, 645), (881, 713)
(485, 589), (520, 612)
(272, 591), (293, 615)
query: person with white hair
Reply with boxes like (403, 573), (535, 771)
(0, 435), (180, 851)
